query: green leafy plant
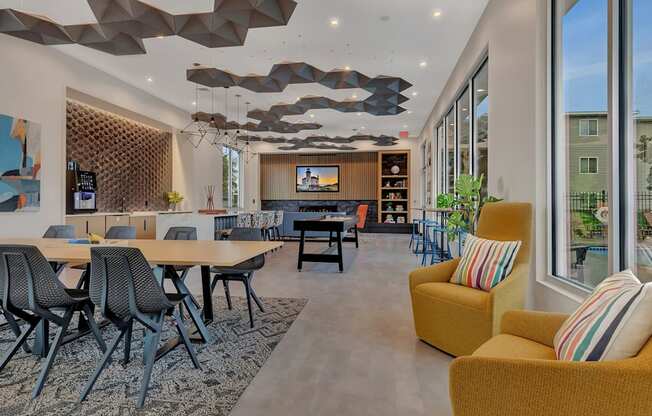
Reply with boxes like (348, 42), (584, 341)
(166, 191), (184, 206)
(437, 174), (502, 239)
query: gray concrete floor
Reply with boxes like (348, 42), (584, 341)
(64, 234), (454, 415)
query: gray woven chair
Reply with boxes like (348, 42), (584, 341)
(43, 225), (75, 272)
(105, 226), (136, 239)
(0, 245), (106, 399)
(81, 246), (201, 408)
(210, 228), (266, 328)
(43, 225), (75, 239)
(162, 227), (200, 309)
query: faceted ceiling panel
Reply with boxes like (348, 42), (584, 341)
(0, 0), (297, 55)
(237, 134), (400, 151)
(187, 62), (413, 118)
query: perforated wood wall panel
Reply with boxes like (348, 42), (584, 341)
(66, 100), (172, 212)
(260, 152), (377, 201)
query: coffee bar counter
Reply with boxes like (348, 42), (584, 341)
(65, 211), (198, 239)
(65, 211), (238, 241)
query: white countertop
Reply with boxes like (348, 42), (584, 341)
(65, 210), (241, 218)
(66, 210), (193, 217)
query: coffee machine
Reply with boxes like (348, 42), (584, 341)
(66, 169), (98, 214)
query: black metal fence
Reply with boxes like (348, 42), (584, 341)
(567, 191), (652, 213)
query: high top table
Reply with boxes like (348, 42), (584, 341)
(294, 216), (358, 273)
(0, 238), (283, 357)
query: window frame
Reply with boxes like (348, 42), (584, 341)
(548, 0), (632, 289)
(578, 156), (600, 174)
(579, 118), (600, 136)
(432, 54), (489, 198)
(222, 145), (242, 209)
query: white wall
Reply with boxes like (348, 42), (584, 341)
(0, 36), (221, 237)
(417, 0), (582, 312)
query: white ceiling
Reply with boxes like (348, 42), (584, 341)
(1, 0), (488, 139)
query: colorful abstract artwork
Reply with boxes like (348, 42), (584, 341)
(0, 114), (41, 212)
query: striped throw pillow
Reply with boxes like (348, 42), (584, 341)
(554, 270), (652, 362)
(450, 234), (522, 291)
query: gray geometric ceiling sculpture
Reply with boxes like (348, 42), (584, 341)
(186, 62), (413, 117)
(191, 111), (322, 134)
(236, 134), (401, 151)
(0, 0), (297, 55)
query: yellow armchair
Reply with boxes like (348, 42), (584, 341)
(409, 202), (532, 357)
(449, 310), (652, 416)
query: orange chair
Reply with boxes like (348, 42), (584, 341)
(356, 204), (369, 229)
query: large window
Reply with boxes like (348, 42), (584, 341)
(473, 61), (489, 196)
(430, 58), (489, 200)
(222, 146), (241, 209)
(552, 0), (609, 289)
(551, 0), (652, 288)
(445, 108), (456, 192)
(629, 0), (652, 282)
(457, 88), (472, 176)
(436, 123), (446, 195)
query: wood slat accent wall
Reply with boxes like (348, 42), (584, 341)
(260, 152), (378, 200)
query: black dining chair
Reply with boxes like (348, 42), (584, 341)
(210, 228), (266, 328)
(81, 246), (201, 408)
(43, 225), (76, 273)
(0, 245), (106, 399)
(105, 226), (136, 239)
(43, 225), (75, 239)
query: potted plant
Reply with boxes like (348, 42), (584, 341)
(166, 191), (184, 211)
(437, 174), (501, 240)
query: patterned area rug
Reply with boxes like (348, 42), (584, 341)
(0, 296), (307, 416)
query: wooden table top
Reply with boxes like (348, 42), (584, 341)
(0, 238), (283, 267)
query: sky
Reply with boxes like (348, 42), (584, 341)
(563, 0), (652, 116)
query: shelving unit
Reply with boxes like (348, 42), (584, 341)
(377, 150), (411, 225)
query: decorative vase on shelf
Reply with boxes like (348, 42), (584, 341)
(390, 165), (400, 175)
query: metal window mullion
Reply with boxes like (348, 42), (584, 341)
(607, 0), (622, 274)
(619, 0), (635, 271)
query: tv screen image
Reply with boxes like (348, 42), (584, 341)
(296, 166), (340, 192)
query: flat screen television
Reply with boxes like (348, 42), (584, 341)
(296, 165), (340, 193)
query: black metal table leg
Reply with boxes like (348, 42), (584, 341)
(166, 266), (211, 343)
(201, 265), (214, 322)
(336, 230), (344, 272)
(354, 226), (359, 248)
(298, 230), (305, 271)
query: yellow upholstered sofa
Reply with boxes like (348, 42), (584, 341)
(449, 310), (652, 416)
(409, 202), (532, 357)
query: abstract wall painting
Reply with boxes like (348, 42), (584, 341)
(0, 113), (42, 212)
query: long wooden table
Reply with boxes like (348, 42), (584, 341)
(0, 238), (283, 357)
(294, 216), (358, 273)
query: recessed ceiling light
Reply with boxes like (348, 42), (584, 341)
(296, 97), (301, 102)
(309, 114), (315, 118)
(192, 101), (196, 106)
(344, 65), (351, 71)
(419, 61), (427, 68)
(433, 10), (442, 18)
(411, 91), (418, 96)
(361, 126), (366, 130)
(146, 77), (153, 83)
(356, 112), (362, 116)
(330, 18), (339, 27)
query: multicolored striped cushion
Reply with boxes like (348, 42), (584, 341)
(450, 234), (522, 291)
(554, 270), (652, 362)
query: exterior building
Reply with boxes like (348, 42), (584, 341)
(566, 112), (652, 194)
